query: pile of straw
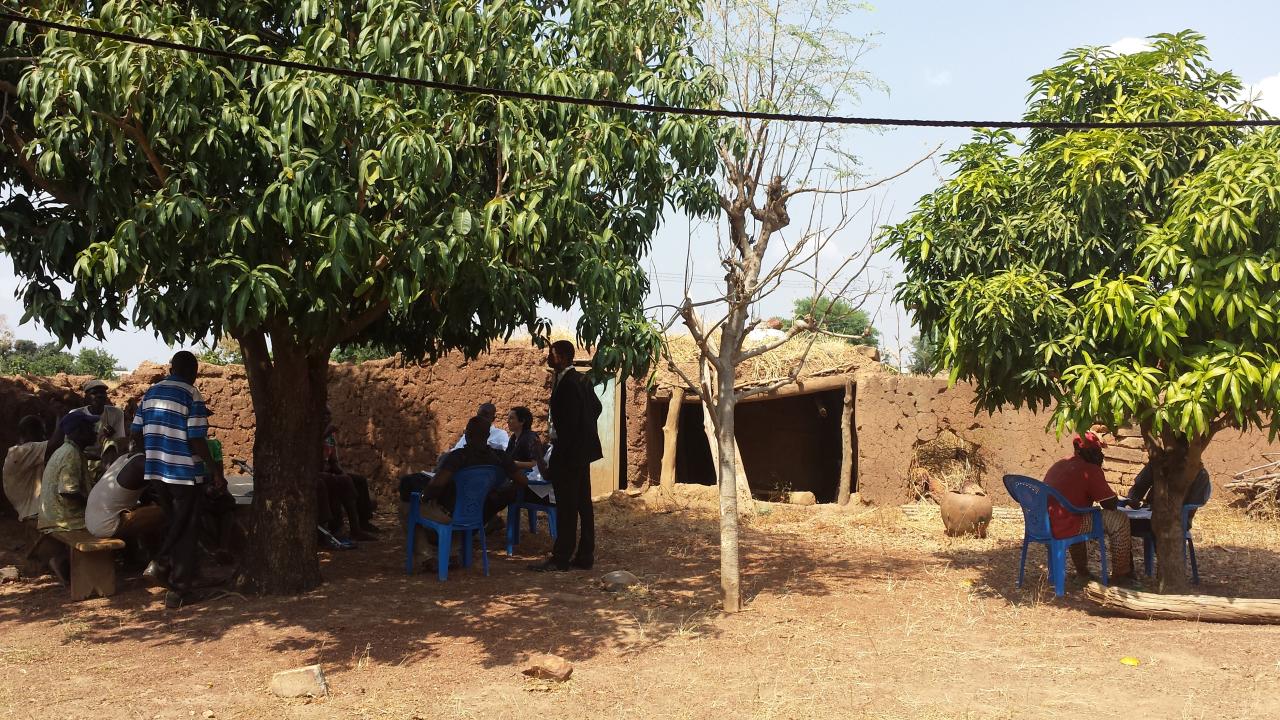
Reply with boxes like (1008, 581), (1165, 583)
(654, 332), (882, 390)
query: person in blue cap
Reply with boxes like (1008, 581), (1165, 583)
(37, 410), (101, 584)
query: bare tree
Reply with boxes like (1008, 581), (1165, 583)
(652, 0), (933, 612)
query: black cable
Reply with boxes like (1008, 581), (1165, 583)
(5, 10), (1280, 131)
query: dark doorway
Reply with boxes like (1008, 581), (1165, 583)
(668, 387), (854, 503)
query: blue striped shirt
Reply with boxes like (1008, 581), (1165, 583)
(130, 376), (209, 485)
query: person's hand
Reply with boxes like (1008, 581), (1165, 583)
(213, 468), (228, 493)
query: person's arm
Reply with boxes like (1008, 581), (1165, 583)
(1126, 466), (1153, 507)
(45, 422), (65, 462)
(58, 455), (88, 506)
(427, 467), (452, 500)
(188, 437), (221, 491)
(502, 454), (529, 486)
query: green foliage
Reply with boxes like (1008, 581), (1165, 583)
(908, 332), (941, 375)
(331, 342), (396, 364)
(0, 0), (724, 378)
(885, 31), (1280, 441)
(790, 296), (879, 347)
(196, 338), (244, 366)
(0, 339), (119, 378)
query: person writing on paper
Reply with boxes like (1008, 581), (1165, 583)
(1122, 462), (1211, 538)
(506, 406), (553, 505)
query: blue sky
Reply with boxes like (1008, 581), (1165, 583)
(4, 1), (1279, 370)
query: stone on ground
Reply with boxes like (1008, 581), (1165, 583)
(269, 665), (328, 698)
(522, 653), (573, 682)
(601, 570), (640, 592)
(787, 491), (817, 506)
(0, 566), (19, 582)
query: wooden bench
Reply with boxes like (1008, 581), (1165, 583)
(45, 530), (126, 601)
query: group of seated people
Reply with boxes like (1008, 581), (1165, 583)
(396, 402), (551, 565)
(0, 374), (551, 586)
(2, 379), (238, 586)
(1043, 431), (1211, 584)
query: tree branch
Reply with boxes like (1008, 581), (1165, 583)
(1, 122), (85, 210)
(92, 111), (170, 184)
(780, 146), (940, 202)
(325, 298), (391, 348)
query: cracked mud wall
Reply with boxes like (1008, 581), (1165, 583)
(854, 374), (1280, 506)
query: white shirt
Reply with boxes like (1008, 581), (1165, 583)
(2, 440), (46, 520)
(452, 425), (510, 452)
(85, 453), (145, 538)
(76, 404), (128, 439)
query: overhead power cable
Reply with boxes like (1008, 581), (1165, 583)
(5, 11), (1280, 131)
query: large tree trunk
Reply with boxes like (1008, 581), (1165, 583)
(236, 331), (327, 594)
(1144, 434), (1209, 593)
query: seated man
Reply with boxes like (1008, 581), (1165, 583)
(450, 402), (510, 452)
(1043, 431), (1134, 583)
(425, 416), (528, 526)
(84, 439), (165, 546)
(197, 437), (239, 565)
(1123, 462), (1211, 539)
(4, 415), (47, 523)
(320, 408), (378, 539)
(37, 412), (100, 584)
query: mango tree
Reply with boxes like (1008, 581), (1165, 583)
(886, 31), (1280, 591)
(0, 0), (721, 593)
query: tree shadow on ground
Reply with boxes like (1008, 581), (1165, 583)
(0, 496), (923, 671)
(935, 522), (1280, 615)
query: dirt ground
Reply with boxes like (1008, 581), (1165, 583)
(2, 490), (1279, 720)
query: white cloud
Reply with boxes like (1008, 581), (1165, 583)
(1107, 37), (1152, 55)
(925, 69), (953, 87)
(1243, 74), (1280, 116)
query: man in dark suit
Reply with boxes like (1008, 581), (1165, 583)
(529, 340), (602, 572)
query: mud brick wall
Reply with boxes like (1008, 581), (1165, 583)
(3, 344), (650, 507)
(853, 373), (1280, 506)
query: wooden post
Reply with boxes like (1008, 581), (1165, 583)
(659, 388), (685, 496)
(837, 379), (854, 505)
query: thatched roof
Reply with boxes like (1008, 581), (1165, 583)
(653, 332), (884, 395)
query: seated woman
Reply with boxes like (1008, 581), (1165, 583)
(506, 406), (554, 506)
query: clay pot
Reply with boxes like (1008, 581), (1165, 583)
(939, 489), (992, 538)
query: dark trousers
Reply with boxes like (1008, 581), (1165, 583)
(318, 473), (361, 534)
(155, 481), (203, 591)
(351, 474), (375, 525)
(549, 462), (594, 566)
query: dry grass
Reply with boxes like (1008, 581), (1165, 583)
(655, 332), (881, 390)
(2, 490), (1279, 720)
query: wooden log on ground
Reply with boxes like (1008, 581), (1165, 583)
(1084, 581), (1280, 624)
(837, 379), (854, 506)
(658, 388), (684, 495)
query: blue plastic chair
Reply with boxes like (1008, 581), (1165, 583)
(506, 474), (557, 556)
(1123, 482), (1211, 584)
(404, 465), (500, 581)
(1003, 474), (1109, 597)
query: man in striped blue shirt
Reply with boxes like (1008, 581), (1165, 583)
(131, 350), (216, 608)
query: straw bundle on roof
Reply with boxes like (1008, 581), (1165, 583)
(654, 332), (882, 392)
